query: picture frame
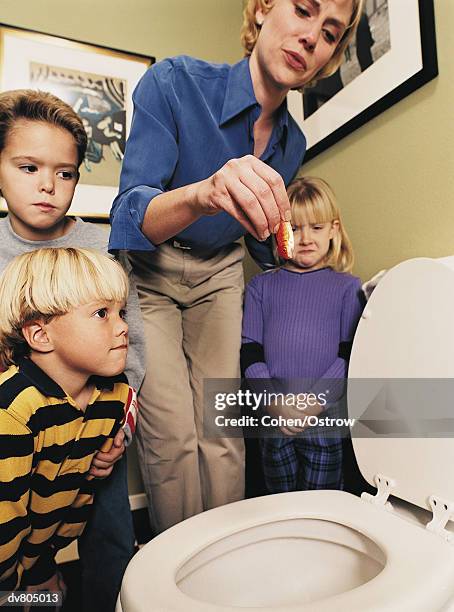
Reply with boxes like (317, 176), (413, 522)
(287, 0), (438, 162)
(0, 24), (154, 218)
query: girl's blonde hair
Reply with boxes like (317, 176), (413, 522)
(280, 176), (354, 272)
(0, 247), (129, 368)
(240, 0), (365, 88)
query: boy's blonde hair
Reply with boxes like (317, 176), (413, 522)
(0, 89), (87, 167)
(279, 176), (354, 272)
(0, 248), (128, 368)
(240, 0), (365, 87)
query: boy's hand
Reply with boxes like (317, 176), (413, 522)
(25, 571), (66, 611)
(88, 429), (125, 479)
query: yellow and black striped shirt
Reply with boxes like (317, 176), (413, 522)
(0, 358), (130, 589)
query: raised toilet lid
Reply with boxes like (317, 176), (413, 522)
(348, 257), (454, 512)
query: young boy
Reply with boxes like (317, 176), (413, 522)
(0, 248), (131, 599)
(0, 90), (146, 611)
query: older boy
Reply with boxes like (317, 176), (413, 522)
(0, 90), (145, 612)
(0, 248), (131, 598)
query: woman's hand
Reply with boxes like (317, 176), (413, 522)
(196, 155), (291, 241)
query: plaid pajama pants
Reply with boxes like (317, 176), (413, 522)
(260, 431), (343, 493)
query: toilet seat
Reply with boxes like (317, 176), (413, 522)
(118, 490), (454, 612)
(348, 258), (454, 513)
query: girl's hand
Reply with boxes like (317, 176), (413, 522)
(266, 396), (306, 436)
(195, 155), (291, 242)
(267, 397), (325, 436)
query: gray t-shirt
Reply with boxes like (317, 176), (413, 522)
(0, 216), (145, 391)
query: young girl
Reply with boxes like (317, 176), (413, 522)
(241, 176), (364, 493)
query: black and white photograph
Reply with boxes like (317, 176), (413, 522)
(303, 0), (391, 118)
(287, 0), (438, 159)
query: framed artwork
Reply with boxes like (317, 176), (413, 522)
(0, 24), (154, 217)
(287, 0), (438, 162)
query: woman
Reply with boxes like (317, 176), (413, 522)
(110, 0), (364, 533)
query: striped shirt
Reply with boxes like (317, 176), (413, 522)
(0, 358), (130, 589)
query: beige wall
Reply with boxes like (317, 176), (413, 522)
(0, 0), (244, 63)
(299, 0), (453, 282)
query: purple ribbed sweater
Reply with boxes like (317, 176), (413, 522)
(242, 267), (364, 396)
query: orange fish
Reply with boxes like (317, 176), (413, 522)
(276, 221), (294, 259)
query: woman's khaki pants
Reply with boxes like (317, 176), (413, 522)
(130, 242), (245, 533)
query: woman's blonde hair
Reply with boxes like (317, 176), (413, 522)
(277, 176), (354, 272)
(0, 247), (129, 368)
(241, 0), (365, 87)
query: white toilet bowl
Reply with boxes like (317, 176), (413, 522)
(118, 258), (454, 612)
(117, 490), (454, 611)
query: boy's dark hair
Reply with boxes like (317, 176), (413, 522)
(0, 89), (87, 167)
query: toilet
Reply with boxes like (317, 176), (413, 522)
(117, 257), (454, 612)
